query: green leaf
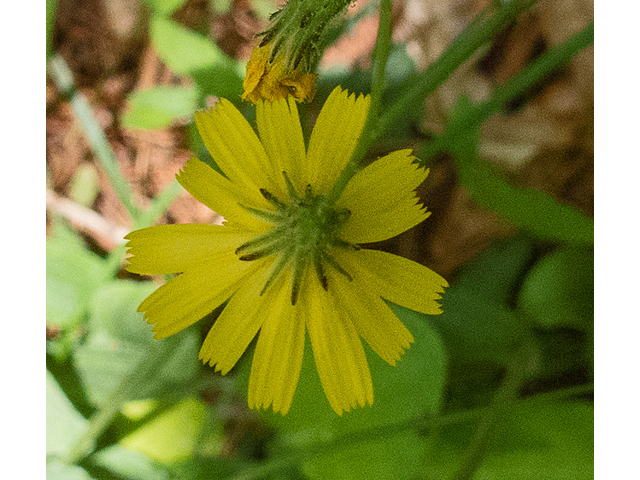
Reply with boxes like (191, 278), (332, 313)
(428, 237), (535, 366)
(123, 86), (199, 130)
(425, 401), (593, 479)
(251, 308), (446, 480)
(518, 246), (593, 329)
(90, 444), (171, 480)
(150, 17), (243, 98)
(46, 371), (87, 458)
(74, 280), (200, 405)
(46, 459), (94, 480)
(119, 397), (209, 465)
(46, 225), (111, 330)
(143, 0), (187, 16)
(151, 16), (234, 74)
(449, 97), (594, 244)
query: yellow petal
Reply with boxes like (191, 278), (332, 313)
(329, 264), (414, 366)
(176, 157), (271, 230)
(306, 87), (371, 194)
(242, 44), (317, 104)
(199, 262), (274, 374)
(305, 272), (373, 414)
(255, 96), (308, 197)
(137, 252), (261, 339)
(338, 249), (448, 315)
(247, 271), (305, 414)
(242, 44), (270, 103)
(337, 150), (431, 243)
(125, 223), (254, 275)
(194, 99), (279, 194)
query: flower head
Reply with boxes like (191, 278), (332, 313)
(242, 42), (317, 104)
(241, 0), (353, 104)
(125, 87), (448, 415)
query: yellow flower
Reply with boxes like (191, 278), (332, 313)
(125, 87), (448, 415)
(242, 43), (317, 104)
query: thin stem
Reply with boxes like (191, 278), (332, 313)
(228, 378), (592, 480)
(47, 55), (141, 222)
(325, 0), (394, 204)
(325, 0), (538, 203)
(448, 341), (537, 480)
(418, 21), (594, 165)
(373, 0), (538, 156)
(64, 339), (176, 464)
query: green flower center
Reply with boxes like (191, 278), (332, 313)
(237, 172), (358, 305)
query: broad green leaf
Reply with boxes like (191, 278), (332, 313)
(151, 16), (233, 75)
(518, 246), (593, 329)
(120, 397), (209, 464)
(143, 0), (187, 15)
(249, 307), (446, 480)
(90, 444), (171, 480)
(428, 237), (535, 366)
(46, 459), (94, 480)
(46, 371), (86, 458)
(425, 401), (593, 479)
(450, 97), (594, 244)
(169, 457), (251, 480)
(74, 280), (200, 405)
(46, 226), (111, 330)
(150, 17), (243, 98)
(123, 86), (199, 130)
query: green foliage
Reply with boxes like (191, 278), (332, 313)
(429, 237), (535, 366)
(90, 445), (172, 480)
(46, 224), (111, 333)
(425, 401), (593, 479)
(118, 397), (213, 464)
(123, 13), (243, 131)
(47, 371), (87, 458)
(519, 246), (594, 330)
(448, 96), (594, 244)
(46, 0), (58, 60)
(46, 460), (94, 480)
(74, 280), (200, 405)
(143, 0), (188, 16)
(123, 86), (199, 130)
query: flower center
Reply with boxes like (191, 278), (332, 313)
(236, 172), (358, 305)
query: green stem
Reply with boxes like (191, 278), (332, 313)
(448, 341), (537, 480)
(326, 0), (538, 203)
(47, 55), (141, 222)
(325, 0), (394, 204)
(419, 20), (594, 165)
(229, 379), (592, 480)
(64, 339), (176, 465)
(374, 0), (538, 155)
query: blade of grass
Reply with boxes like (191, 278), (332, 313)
(418, 21), (594, 164)
(47, 55), (141, 222)
(360, 0), (539, 159)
